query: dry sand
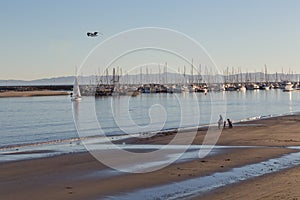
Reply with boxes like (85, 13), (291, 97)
(0, 90), (69, 97)
(0, 115), (300, 200)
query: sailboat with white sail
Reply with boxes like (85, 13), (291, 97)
(71, 75), (82, 101)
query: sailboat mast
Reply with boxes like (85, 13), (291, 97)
(191, 58), (194, 84)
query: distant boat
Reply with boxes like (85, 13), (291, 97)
(260, 84), (270, 90)
(237, 85), (246, 92)
(197, 87), (208, 93)
(225, 84), (236, 91)
(71, 76), (82, 101)
(283, 82), (294, 92)
(246, 83), (259, 90)
(295, 82), (300, 90)
(181, 85), (190, 93)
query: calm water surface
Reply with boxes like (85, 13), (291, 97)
(0, 90), (300, 149)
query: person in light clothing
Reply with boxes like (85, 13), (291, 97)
(218, 115), (223, 129)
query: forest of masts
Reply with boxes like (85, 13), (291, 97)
(95, 64), (299, 85)
(82, 63), (300, 96)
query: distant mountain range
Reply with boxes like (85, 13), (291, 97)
(1, 72), (299, 86)
(0, 76), (76, 86)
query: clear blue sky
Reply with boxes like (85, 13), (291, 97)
(0, 0), (299, 80)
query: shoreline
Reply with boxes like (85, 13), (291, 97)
(1, 114), (300, 199)
(0, 90), (69, 97)
(1, 113), (300, 163)
(126, 114), (300, 147)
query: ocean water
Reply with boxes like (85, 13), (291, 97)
(0, 96), (76, 148)
(0, 90), (300, 150)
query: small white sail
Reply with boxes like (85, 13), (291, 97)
(72, 76), (82, 101)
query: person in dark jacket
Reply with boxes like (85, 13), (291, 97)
(227, 119), (233, 128)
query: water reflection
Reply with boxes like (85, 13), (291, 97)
(289, 92), (293, 113)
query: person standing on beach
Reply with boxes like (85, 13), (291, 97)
(227, 119), (233, 128)
(218, 115), (223, 129)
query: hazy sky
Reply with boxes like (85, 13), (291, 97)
(0, 0), (299, 80)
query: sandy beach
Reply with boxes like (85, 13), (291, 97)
(1, 115), (300, 199)
(198, 165), (300, 200)
(0, 90), (69, 97)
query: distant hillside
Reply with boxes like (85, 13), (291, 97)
(0, 76), (75, 86)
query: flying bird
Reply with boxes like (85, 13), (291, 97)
(87, 32), (102, 37)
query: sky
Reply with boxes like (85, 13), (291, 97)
(0, 0), (299, 80)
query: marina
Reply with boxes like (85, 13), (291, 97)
(1, 1), (300, 199)
(82, 67), (300, 96)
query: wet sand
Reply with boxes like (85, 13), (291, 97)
(1, 115), (300, 199)
(198, 165), (300, 200)
(0, 90), (69, 97)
